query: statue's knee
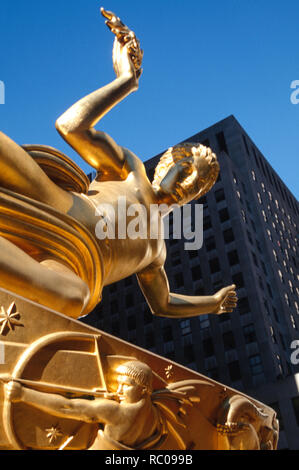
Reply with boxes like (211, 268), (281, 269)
(60, 278), (90, 318)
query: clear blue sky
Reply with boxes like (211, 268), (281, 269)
(0, 0), (298, 198)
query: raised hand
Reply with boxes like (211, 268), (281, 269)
(213, 285), (238, 315)
(159, 158), (194, 202)
(100, 7), (143, 80)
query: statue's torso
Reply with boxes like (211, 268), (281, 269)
(70, 174), (165, 284)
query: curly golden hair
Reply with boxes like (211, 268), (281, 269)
(116, 361), (153, 393)
(152, 142), (219, 200)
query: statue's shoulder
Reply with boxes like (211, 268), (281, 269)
(122, 147), (147, 176)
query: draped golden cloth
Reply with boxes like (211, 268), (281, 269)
(0, 145), (103, 315)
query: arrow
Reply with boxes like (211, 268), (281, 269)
(0, 373), (110, 398)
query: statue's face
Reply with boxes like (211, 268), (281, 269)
(116, 375), (144, 403)
(160, 154), (211, 205)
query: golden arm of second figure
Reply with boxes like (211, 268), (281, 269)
(0, 8), (237, 319)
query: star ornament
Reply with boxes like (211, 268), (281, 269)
(45, 425), (63, 444)
(0, 302), (22, 335)
(165, 364), (174, 380)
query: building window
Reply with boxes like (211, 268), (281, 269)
(171, 251), (181, 267)
(227, 250), (239, 266)
(165, 351), (175, 360)
(199, 315), (210, 329)
(164, 340), (174, 354)
(184, 344), (195, 363)
(216, 131), (228, 153)
(196, 285), (205, 296)
(174, 272), (184, 288)
(126, 293), (134, 308)
(238, 297), (250, 315)
(241, 210), (247, 223)
(205, 235), (216, 252)
(111, 320), (120, 335)
(228, 360), (241, 381)
(191, 265), (202, 281)
(267, 283), (273, 299)
(290, 315), (297, 330)
(272, 306), (279, 323)
(261, 261), (267, 275)
(207, 368), (219, 380)
(143, 308), (153, 324)
(269, 402), (284, 431)
(180, 319), (191, 335)
(188, 249), (198, 259)
(203, 338), (214, 357)
(223, 331), (236, 350)
(209, 258), (221, 274)
(249, 354), (263, 376)
(127, 315), (136, 330)
(242, 135), (249, 155)
(219, 208), (230, 223)
(232, 272), (245, 289)
(270, 326), (277, 344)
(110, 300), (119, 315)
(213, 280), (224, 290)
(223, 228), (235, 244)
(243, 324), (256, 343)
(215, 188), (225, 203)
(250, 219), (256, 231)
(201, 138), (210, 148)
(145, 331), (155, 348)
(252, 252), (259, 267)
(203, 215), (212, 230)
(292, 397), (299, 426)
(264, 299), (270, 315)
(162, 325), (173, 342)
(258, 276), (264, 290)
(124, 277), (133, 287)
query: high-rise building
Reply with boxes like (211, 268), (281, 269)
(83, 115), (299, 449)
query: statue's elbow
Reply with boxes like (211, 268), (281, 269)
(55, 115), (76, 138)
(150, 303), (168, 318)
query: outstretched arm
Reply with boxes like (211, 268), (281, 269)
(137, 249), (237, 318)
(5, 382), (120, 425)
(56, 9), (143, 179)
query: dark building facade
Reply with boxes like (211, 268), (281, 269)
(83, 115), (299, 449)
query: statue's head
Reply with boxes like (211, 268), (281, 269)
(115, 360), (153, 403)
(152, 143), (219, 205)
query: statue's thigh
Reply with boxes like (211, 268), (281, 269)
(0, 131), (71, 212)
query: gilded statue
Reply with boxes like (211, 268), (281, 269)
(0, 8), (237, 320)
(0, 289), (278, 450)
(217, 394), (279, 450)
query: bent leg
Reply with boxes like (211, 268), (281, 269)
(0, 131), (72, 213)
(0, 236), (90, 318)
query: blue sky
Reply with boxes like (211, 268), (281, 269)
(0, 0), (298, 198)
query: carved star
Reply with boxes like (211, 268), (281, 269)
(45, 425), (63, 444)
(0, 302), (22, 335)
(165, 364), (174, 380)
